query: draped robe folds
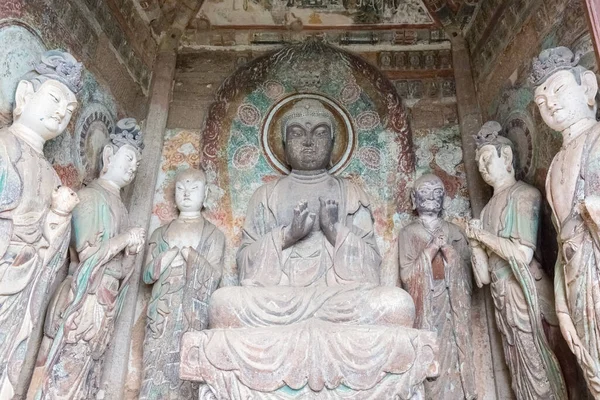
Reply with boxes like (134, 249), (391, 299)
(398, 220), (476, 400)
(0, 131), (71, 399)
(481, 181), (566, 400)
(548, 123), (600, 395)
(36, 181), (133, 400)
(140, 217), (224, 400)
(181, 174), (438, 399)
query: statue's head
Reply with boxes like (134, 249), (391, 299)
(412, 173), (445, 217)
(13, 50), (82, 141)
(100, 118), (144, 189)
(175, 168), (207, 213)
(531, 47), (598, 132)
(281, 99), (335, 171)
(475, 121), (516, 186)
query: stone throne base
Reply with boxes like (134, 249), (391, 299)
(180, 319), (439, 400)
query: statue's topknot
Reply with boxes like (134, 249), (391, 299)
(530, 46), (580, 87)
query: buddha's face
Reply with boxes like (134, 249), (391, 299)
(101, 144), (141, 189)
(284, 115), (333, 171)
(175, 177), (206, 212)
(414, 179), (444, 216)
(534, 70), (597, 132)
(477, 144), (512, 187)
(15, 79), (77, 141)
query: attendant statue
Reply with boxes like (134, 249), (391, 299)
(33, 118), (145, 400)
(465, 121), (567, 399)
(532, 46), (600, 396)
(140, 168), (224, 400)
(180, 99), (439, 399)
(0, 50), (82, 399)
(399, 174), (476, 400)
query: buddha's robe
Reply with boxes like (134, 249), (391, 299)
(481, 181), (566, 400)
(140, 217), (224, 400)
(548, 123), (600, 395)
(36, 180), (133, 400)
(399, 219), (476, 400)
(0, 130), (71, 399)
(209, 171), (414, 329)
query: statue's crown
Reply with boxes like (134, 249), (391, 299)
(35, 50), (84, 94)
(110, 118), (144, 152)
(474, 121), (507, 150)
(282, 99), (335, 126)
(530, 46), (580, 86)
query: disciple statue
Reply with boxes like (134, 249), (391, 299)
(0, 50), (82, 399)
(140, 168), (224, 400)
(399, 173), (476, 400)
(532, 46), (600, 396)
(33, 118), (145, 400)
(179, 99), (439, 399)
(466, 121), (567, 399)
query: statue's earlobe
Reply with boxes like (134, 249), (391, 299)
(101, 145), (114, 175)
(13, 80), (34, 117)
(582, 71), (599, 107)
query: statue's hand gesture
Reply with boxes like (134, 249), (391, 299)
(319, 198), (339, 245)
(466, 219), (482, 242)
(126, 227), (146, 255)
(283, 201), (315, 249)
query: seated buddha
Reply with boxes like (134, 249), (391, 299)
(180, 99), (438, 399)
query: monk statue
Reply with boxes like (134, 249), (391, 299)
(180, 98), (439, 399)
(532, 46), (600, 396)
(140, 168), (224, 400)
(32, 118), (145, 400)
(399, 173), (476, 400)
(465, 121), (567, 400)
(0, 49), (82, 399)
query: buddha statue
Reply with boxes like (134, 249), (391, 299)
(532, 46), (600, 396)
(0, 50), (82, 399)
(140, 168), (225, 400)
(32, 118), (145, 400)
(180, 99), (438, 399)
(466, 122), (566, 399)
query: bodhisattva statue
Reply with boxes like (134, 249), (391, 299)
(140, 168), (225, 400)
(466, 122), (567, 400)
(180, 99), (439, 399)
(33, 118), (145, 400)
(399, 174), (476, 400)
(0, 50), (82, 399)
(532, 46), (600, 396)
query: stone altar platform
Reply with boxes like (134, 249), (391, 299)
(180, 319), (439, 399)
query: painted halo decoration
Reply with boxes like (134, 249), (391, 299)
(261, 93), (356, 175)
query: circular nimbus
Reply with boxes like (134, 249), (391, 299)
(261, 93), (356, 175)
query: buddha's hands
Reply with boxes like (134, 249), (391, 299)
(319, 198), (339, 246)
(465, 219), (483, 245)
(283, 201), (315, 249)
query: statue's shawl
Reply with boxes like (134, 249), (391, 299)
(491, 180), (567, 399)
(237, 175), (380, 286)
(0, 131), (23, 260)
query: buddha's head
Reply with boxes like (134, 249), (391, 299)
(475, 121), (516, 187)
(100, 118), (144, 189)
(531, 47), (598, 132)
(175, 168), (207, 213)
(412, 174), (445, 217)
(282, 99), (335, 171)
(13, 50), (82, 141)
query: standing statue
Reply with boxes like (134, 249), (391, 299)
(465, 121), (567, 400)
(0, 50), (82, 399)
(33, 118), (146, 400)
(140, 168), (224, 400)
(399, 173), (476, 400)
(179, 99), (439, 399)
(532, 46), (600, 396)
